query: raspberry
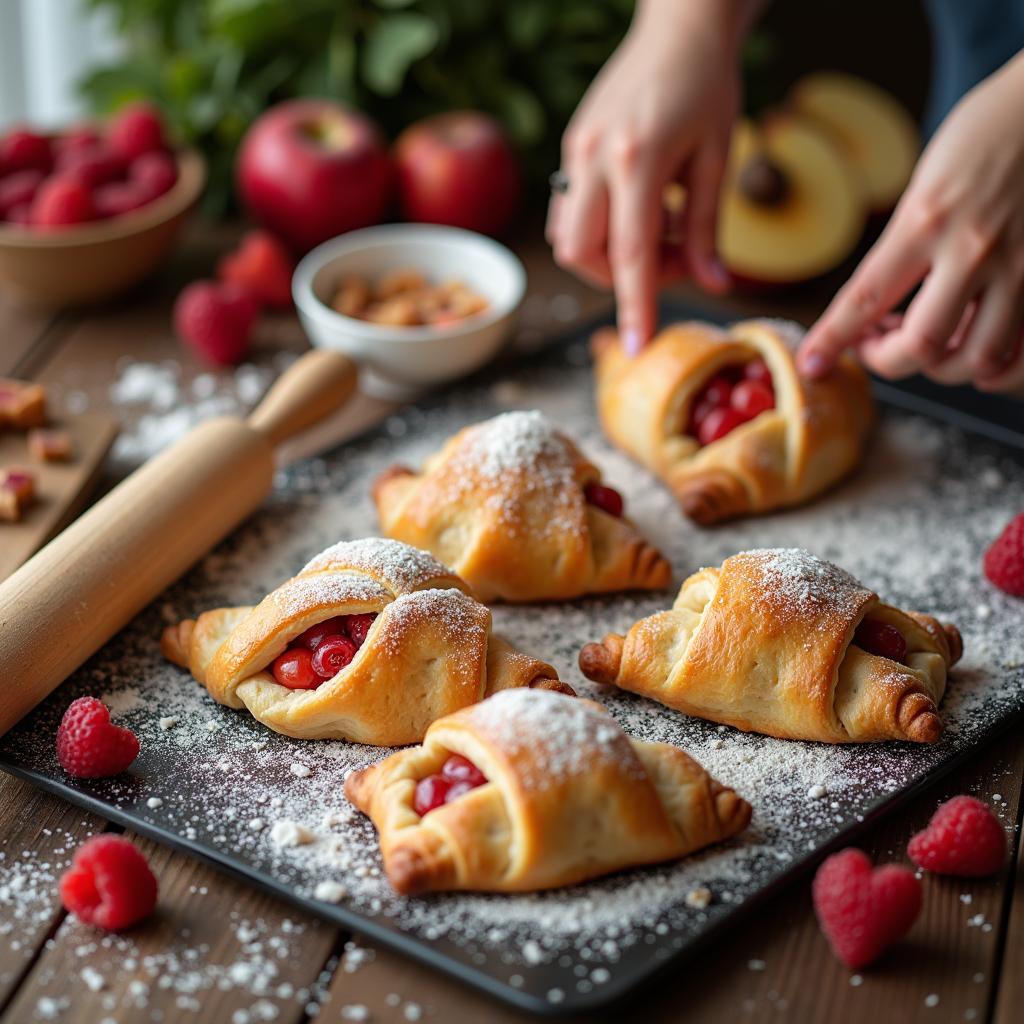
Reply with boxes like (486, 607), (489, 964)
(55, 141), (123, 187)
(812, 848), (922, 968)
(0, 128), (52, 174)
(908, 796), (1005, 876)
(59, 835), (157, 930)
(54, 126), (102, 159)
(984, 513), (1024, 596)
(56, 697), (140, 778)
(94, 182), (151, 220)
(129, 151), (178, 200)
(217, 231), (294, 309)
(107, 102), (167, 163)
(31, 176), (97, 229)
(0, 171), (44, 219)
(173, 280), (258, 366)
(5, 203), (31, 226)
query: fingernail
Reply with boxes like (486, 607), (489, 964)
(623, 329), (643, 357)
(800, 352), (828, 378)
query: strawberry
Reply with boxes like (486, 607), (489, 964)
(0, 171), (45, 219)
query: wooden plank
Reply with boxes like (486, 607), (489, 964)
(0, 294), (61, 378)
(0, 411), (118, 581)
(0, 773), (106, 1011)
(319, 732), (1023, 1024)
(3, 829), (341, 1024)
(992, 751), (1024, 1024)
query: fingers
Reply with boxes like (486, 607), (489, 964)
(925, 277), (1024, 385)
(798, 214), (930, 377)
(975, 335), (1024, 393)
(550, 159), (614, 289)
(607, 146), (664, 354)
(856, 256), (982, 379)
(680, 138), (730, 294)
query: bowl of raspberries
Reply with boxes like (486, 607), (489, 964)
(0, 102), (205, 308)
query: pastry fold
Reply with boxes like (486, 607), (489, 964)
(592, 319), (874, 524)
(346, 689), (751, 894)
(161, 538), (569, 744)
(372, 410), (671, 602)
(580, 548), (962, 744)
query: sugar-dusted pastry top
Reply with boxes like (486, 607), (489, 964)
(346, 688), (751, 893)
(301, 536), (458, 591)
(580, 547), (962, 744)
(372, 410), (672, 602)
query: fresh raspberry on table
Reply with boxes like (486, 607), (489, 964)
(30, 176), (97, 229)
(0, 171), (44, 219)
(983, 513), (1024, 596)
(217, 230), (294, 309)
(129, 151), (178, 200)
(173, 280), (259, 366)
(59, 835), (157, 930)
(908, 795), (1006, 877)
(0, 128), (52, 174)
(56, 697), (140, 778)
(107, 102), (167, 163)
(94, 181), (151, 220)
(812, 848), (922, 968)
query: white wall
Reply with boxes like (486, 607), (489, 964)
(0, 0), (120, 130)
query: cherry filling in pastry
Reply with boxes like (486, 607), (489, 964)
(270, 613), (378, 690)
(413, 754), (488, 816)
(854, 618), (908, 664)
(686, 359), (775, 446)
(584, 481), (624, 517)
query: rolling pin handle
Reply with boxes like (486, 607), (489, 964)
(247, 349), (357, 448)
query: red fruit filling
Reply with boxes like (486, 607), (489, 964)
(854, 619), (908, 663)
(414, 755), (488, 816)
(584, 481), (624, 517)
(271, 613), (378, 689)
(687, 359), (776, 445)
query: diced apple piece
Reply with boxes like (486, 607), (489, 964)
(789, 72), (918, 214)
(717, 117), (866, 286)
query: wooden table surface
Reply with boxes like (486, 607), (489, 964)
(0, 224), (1021, 1024)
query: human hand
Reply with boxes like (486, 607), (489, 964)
(547, 0), (758, 354)
(798, 51), (1024, 396)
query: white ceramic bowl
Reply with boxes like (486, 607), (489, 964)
(293, 224), (527, 399)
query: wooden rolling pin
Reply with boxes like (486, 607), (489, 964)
(0, 349), (357, 738)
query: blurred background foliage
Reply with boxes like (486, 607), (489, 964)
(80, 0), (636, 214)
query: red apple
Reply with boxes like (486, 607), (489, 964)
(394, 111), (522, 237)
(236, 99), (393, 253)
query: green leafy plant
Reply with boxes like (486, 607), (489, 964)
(81, 0), (635, 215)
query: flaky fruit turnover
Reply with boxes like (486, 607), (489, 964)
(372, 410), (672, 602)
(161, 538), (571, 744)
(591, 319), (873, 524)
(345, 688), (751, 894)
(580, 548), (962, 745)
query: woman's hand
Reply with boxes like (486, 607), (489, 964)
(547, 0), (758, 354)
(799, 51), (1024, 396)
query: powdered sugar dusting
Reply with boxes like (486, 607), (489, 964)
(301, 538), (452, 593)
(2, 334), (1022, 1010)
(378, 588), (486, 656)
(270, 573), (391, 618)
(736, 547), (870, 621)
(460, 690), (640, 789)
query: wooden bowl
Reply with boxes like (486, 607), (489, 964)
(0, 149), (206, 309)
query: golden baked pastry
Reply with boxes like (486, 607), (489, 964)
(591, 319), (874, 524)
(346, 688), (751, 894)
(372, 410), (672, 602)
(580, 548), (962, 744)
(161, 538), (571, 744)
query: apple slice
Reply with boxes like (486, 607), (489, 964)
(789, 72), (918, 214)
(716, 116), (866, 286)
